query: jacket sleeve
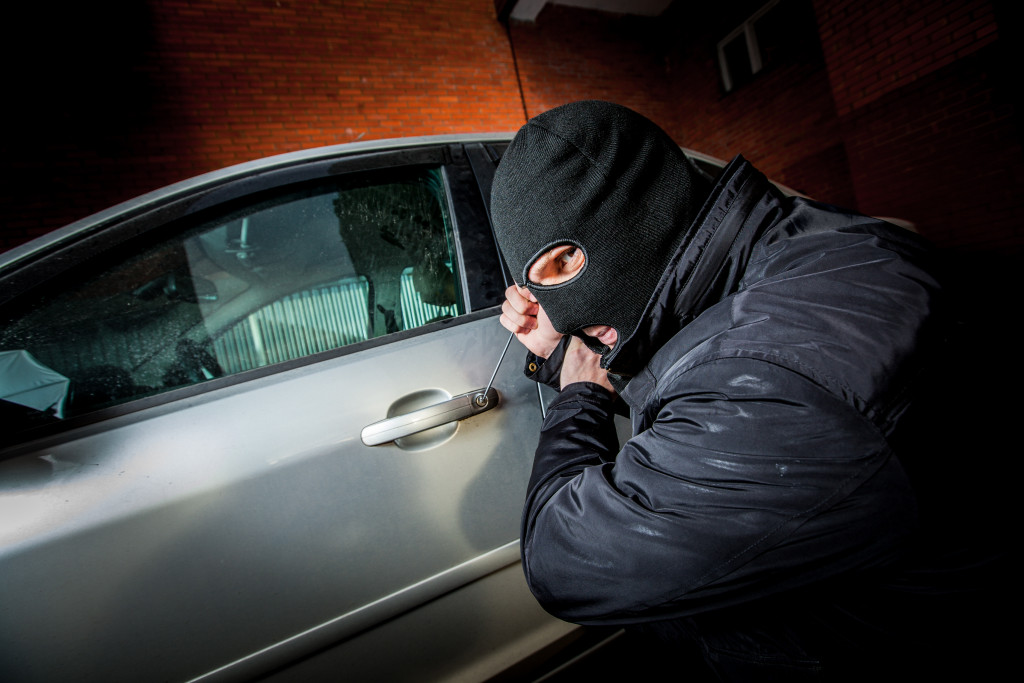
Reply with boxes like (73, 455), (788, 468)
(520, 356), (918, 625)
(523, 336), (568, 390)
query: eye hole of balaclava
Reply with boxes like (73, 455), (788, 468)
(524, 242), (588, 289)
(521, 240), (621, 358)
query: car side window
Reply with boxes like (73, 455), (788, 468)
(0, 166), (462, 420)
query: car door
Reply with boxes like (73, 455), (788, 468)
(0, 140), (579, 682)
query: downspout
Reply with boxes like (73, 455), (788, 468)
(503, 18), (530, 124)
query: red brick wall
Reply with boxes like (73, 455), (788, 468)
(2, 0), (1020, 254)
(510, 2), (857, 206)
(510, 9), (675, 125)
(816, 0), (999, 116)
(146, 0), (524, 152)
(815, 0), (1022, 250)
(508, 0), (1021, 250)
(1, 0), (526, 251)
(838, 46), (1022, 248)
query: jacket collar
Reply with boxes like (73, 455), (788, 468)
(607, 155), (779, 389)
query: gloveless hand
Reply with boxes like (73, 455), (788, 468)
(500, 285), (564, 359)
(560, 336), (615, 394)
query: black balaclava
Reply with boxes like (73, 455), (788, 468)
(490, 100), (711, 369)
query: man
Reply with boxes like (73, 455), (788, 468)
(490, 101), (1006, 680)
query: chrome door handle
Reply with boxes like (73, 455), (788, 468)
(361, 387), (499, 446)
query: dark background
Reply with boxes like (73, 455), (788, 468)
(2, 0), (1021, 259)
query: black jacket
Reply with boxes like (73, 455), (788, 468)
(520, 157), (1006, 676)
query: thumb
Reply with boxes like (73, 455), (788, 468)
(517, 284), (537, 302)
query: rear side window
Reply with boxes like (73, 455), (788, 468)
(0, 166), (462, 421)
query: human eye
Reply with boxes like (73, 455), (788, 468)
(528, 245), (584, 285)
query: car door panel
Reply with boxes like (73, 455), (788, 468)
(0, 139), (581, 682)
(258, 561), (579, 683)
(0, 313), (547, 681)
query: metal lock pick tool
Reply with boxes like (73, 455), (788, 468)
(475, 331), (515, 408)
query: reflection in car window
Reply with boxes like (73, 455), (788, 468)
(0, 166), (462, 420)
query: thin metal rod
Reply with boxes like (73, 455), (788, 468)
(483, 331), (515, 398)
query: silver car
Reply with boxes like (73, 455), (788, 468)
(1, 136), (719, 681)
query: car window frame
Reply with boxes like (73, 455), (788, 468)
(0, 141), (509, 453)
